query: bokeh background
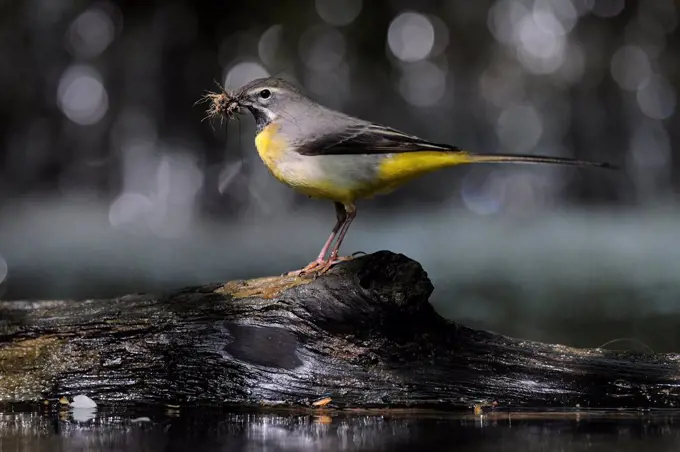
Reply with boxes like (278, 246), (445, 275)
(0, 0), (678, 351)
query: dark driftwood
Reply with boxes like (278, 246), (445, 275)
(0, 251), (678, 410)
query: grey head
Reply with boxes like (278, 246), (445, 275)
(230, 77), (318, 131)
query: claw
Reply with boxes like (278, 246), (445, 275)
(286, 258), (326, 277)
(286, 255), (355, 278)
(311, 255), (354, 276)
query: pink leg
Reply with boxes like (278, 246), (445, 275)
(316, 203), (357, 274)
(313, 202), (347, 261)
(286, 203), (347, 276)
(327, 206), (356, 260)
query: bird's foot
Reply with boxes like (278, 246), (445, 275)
(315, 255), (353, 275)
(285, 258), (326, 277)
(285, 255), (354, 278)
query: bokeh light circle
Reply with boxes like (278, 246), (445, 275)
(57, 64), (109, 125)
(497, 104), (544, 152)
(398, 61), (446, 107)
(224, 61), (269, 90)
(67, 7), (115, 58)
(610, 46), (652, 91)
(299, 25), (346, 71)
(315, 0), (362, 26)
(387, 12), (435, 62)
(108, 192), (153, 229)
(258, 25), (283, 67)
(637, 75), (676, 120)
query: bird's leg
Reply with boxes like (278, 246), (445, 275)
(314, 202), (348, 262)
(286, 202), (347, 276)
(316, 203), (357, 274)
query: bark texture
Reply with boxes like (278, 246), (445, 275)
(0, 251), (678, 410)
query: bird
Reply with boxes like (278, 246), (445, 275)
(201, 77), (615, 276)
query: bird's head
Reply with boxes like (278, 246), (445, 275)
(201, 77), (308, 130)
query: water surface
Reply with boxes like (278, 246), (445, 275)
(2, 407), (679, 451)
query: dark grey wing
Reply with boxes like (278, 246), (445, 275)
(295, 124), (461, 156)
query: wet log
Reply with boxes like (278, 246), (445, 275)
(0, 251), (678, 411)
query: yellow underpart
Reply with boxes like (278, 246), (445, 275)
(255, 122), (357, 203)
(254, 125), (477, 203)
(297, 182), (356, 204)
(375, 151), (474, 194)
(254, 122), (288, 182)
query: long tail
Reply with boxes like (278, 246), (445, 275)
(465, 153), (617, 170)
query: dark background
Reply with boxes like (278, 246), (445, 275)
(0, 0), (678, 351)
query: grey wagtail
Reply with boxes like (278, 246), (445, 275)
(201, 77), (615, 276)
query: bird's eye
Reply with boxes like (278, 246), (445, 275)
(259, 89), (271, 99)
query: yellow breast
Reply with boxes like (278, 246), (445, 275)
(254, 122), (289, 182)
(254, 123), (358, 203)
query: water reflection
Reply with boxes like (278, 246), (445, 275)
(1, 407), (680, 452)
